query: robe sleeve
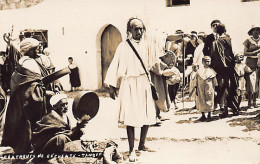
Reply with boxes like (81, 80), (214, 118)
(104, 43), (124, 88)
(243, 39), (249, 47)
(69, 126), (84, 141)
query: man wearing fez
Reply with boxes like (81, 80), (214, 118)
(105, 17), (162, 162)
(203, 21), (239, 117)
(32, 94), (89, 154)
(1, 38), (55, 153)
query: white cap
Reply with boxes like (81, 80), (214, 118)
(49, 94), (67, 107)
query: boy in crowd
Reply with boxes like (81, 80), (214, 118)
(234, 52), (252, 108)
(190, 56), (217, 121)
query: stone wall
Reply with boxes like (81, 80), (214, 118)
(0, 0), (44, 10)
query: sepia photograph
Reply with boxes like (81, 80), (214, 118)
(0, 0), (260, 163)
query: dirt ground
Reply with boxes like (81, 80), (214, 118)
(74, 90), (260, 164)
(1, 90), (260, 164)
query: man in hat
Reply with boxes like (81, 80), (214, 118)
(203, 20), (221, 56)
(209, 23), (239, 117)
(1, 38), (55, 153)
(32, 94), (89, 154)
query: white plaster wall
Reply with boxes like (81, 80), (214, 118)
(0, 0), (259, 91)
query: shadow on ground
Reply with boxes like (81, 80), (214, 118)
(64, 87), (110, 99)
(176, 106), (260, 132)
(228, 114), (260, 132)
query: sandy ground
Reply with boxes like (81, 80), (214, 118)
(1, 91), (260, 164)
(64, 91), (260, 164)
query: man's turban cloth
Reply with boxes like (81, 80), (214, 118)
(20, 38), (39, 55)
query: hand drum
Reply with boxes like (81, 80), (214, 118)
(72, 91), (99, 121)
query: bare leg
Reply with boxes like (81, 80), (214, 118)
(248, 91), (252, 108)
(138, 125), (149, 150)
(127, 126), (136, 162)
(126, 126), (135, 152)
(253, 92), (258, 108)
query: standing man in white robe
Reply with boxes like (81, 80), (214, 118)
(105, 17), (158, 162)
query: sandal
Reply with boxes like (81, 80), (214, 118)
(129, 151), (136, 162)
(138, 146), (155, 152)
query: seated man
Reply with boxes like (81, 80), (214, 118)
(32, 94), (89, 154)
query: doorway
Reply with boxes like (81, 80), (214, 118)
(101, 24), (122, 86)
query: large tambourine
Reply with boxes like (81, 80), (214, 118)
(42, 67), (71, 85)
(72, 91), (100, 120)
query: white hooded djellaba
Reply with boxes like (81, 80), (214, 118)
(104, 37), (159, 128)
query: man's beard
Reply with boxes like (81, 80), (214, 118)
(133, 35), (142, 41)
(61, 107), (68, 114)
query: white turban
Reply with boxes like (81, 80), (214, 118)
(20, 38), (39, 55)
(50, 94), (68, 107)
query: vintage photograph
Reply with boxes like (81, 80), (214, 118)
(0, 0), (260, 163)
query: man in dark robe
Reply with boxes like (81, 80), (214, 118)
(1, 38), (54, 153)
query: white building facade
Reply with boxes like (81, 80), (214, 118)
(0, 0), (259, 91)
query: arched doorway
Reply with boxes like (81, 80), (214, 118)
(101, 24), (122, 86)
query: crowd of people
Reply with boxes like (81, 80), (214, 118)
(106, 18), (260, 161)
(154, 20), (260, 122)
(0, 16), (259, 163)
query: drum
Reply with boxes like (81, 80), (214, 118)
(72, 91), (99, 120)
(42, 67), (71, 85)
